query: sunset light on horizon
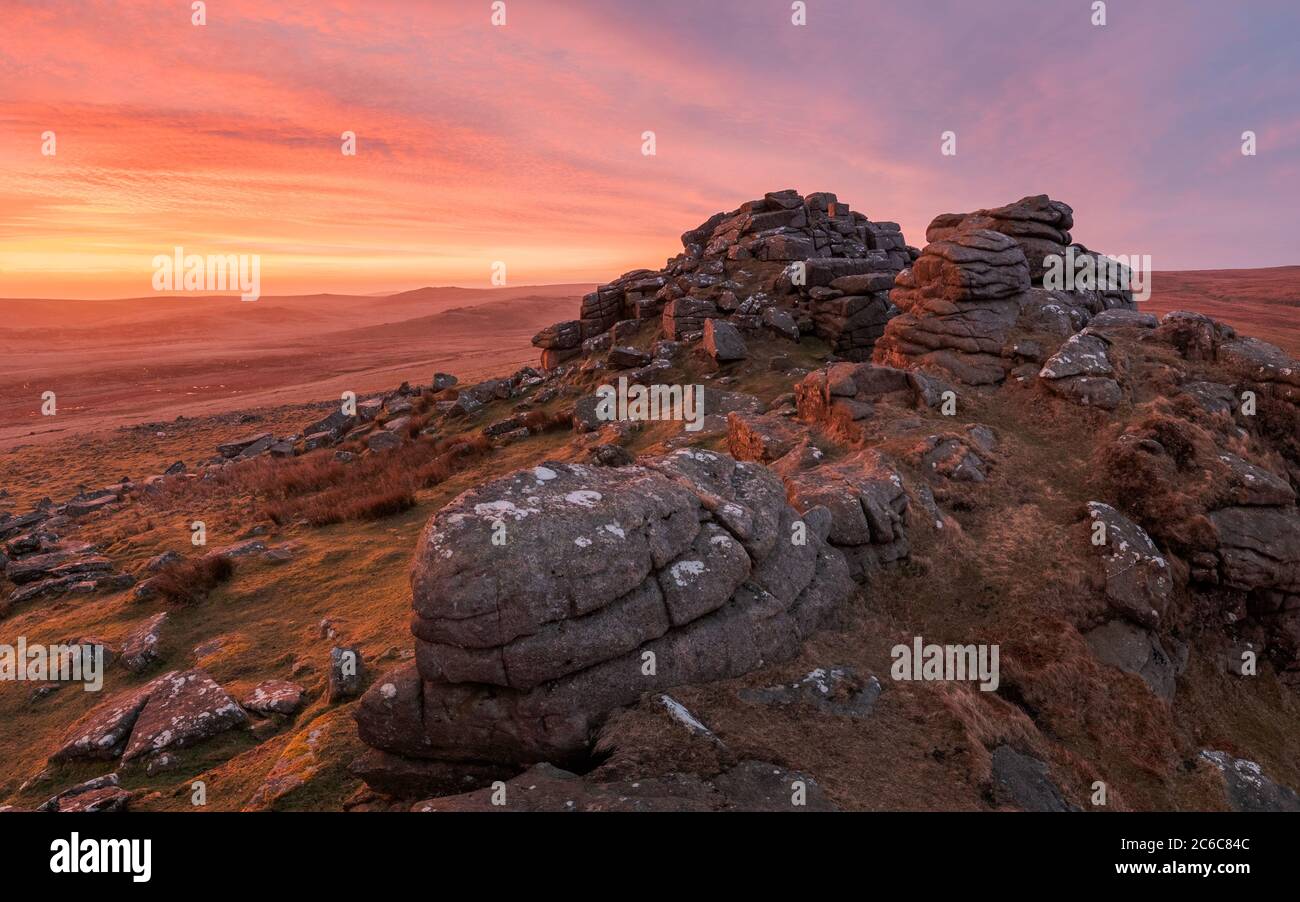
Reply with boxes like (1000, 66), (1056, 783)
(2, 0), (1298, 300)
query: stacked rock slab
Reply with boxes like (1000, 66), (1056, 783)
(531, 189), (916, 369)
(874, 230), (1031, 385)
(927, 194), (1074, 284)
(878, 195), (1141, 385)
(354, 449), (855, 776)
(793, 259), (903, 361)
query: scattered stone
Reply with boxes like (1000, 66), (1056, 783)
(656, 694), (722, 744)
(328, 646), (364, 703)
(989, 745), (1073, 811)
(762, 306), (800, 342)
(122, 670), (248, 761)
(37, 773), (124, 812)
(1200, 750), (1300, 812)
(410, 759), (836, 812)
(209, 539), (265, 560)
(145, 551), (181, 573)
(242, 680), (307, 716)
(740, 666), (881, 718)
(1085, 502), (1173, 627)
(218, 432), (272, 459)
(913, 433), (989, 482)
(608, 346), (652, 369)
(120, 612), (169, 673)
(702, 319), (748, 362)
(1084, 619), (1187, 701)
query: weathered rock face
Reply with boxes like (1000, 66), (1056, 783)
(1039, 330), (1123, 410)
(988, 745), (1075, 812)
(794, 362), (943, 442)
(875, 230), (1030, 385)
(927, 194), (1074, 284)
(783, 450), (911, 582)
(52, 669), (247, 764)
(1218, 335), (1300, 406)
(1208, 506), (1300, 596)
(1206, 503), (1300, 678)
(355, 449), (855, 777)
(1085, 619), (1187, 702)
(1086, 502), (1174, 628)
(1200, 750), (1300, 812)
(702, 318), (748, 362)
(794, 260), (904, 360)
(726, 412), (802, 464)
(531, 189), (917, 369)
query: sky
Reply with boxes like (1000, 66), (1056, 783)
(0, 0), (1297, 299)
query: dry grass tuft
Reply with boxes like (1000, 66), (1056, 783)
(150, 554), (235, 605)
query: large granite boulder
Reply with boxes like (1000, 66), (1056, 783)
(355, 450), (855, 778)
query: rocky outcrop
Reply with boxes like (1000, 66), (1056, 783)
(793, 260), (903, 360)
(354, 449), (855, 781)
(878, 195), (1140, 384)
(531, 189), (917, 370)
